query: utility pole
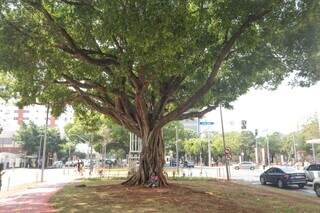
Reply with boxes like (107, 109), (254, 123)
(200, 142), (203, 175)
(208, 134), (211, 167)
(89, 134), (94, 175)
(37, 135), (43, 168)
(220, 105), (230, 181)
(293, 134), (297, 163)
(41, 105), (49, 182)
(312, 143), (316, 163)
(254, 129), (258, 165)
(175, 126), (179, 175)
(266, 136), (270, 166)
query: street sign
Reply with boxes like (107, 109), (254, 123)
(306, 139), (320, 144)
(224, 147), (231, 155)
(199, 121), (214, 125)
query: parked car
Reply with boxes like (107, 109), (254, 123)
(65, 160), (77, 167)
(51, 161), (64, 168)
(260, 166), (307, 188)
(234, 161), (255, 170)
(304, 164), (320, 182)
(83, 159), (95, 168)
(170, 160), (177, 167)
(105, 159), (115, 166)
(183, 161), (195, 168)
(313, 178), (320, 197)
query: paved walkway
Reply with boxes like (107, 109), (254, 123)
(0, 182), (65, 213)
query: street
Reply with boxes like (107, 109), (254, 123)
(0, 166), (317, 198)
(172, 166), (317, 197)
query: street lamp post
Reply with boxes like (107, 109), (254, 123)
(37, 135), (43, 168)
(175, 126), (179, 175)
(208, 135), (211, 167)
(41, 105), (49, 182)
(254, 129), (258, 165)
(266, 135), (270, 166)
(219, 105), (230, 181)
(293, 134), (297, 163)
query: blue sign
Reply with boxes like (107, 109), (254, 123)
(199, 121), (214, 125)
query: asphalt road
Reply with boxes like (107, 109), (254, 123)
(174, 166), (317, 197)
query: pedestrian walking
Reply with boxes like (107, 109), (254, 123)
(0, 163), (5, 191)
(77, 159), (81, 174)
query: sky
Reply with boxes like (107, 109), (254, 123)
(203, 81), (320, 136)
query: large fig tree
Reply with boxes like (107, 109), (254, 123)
(0, 0), (319, 186)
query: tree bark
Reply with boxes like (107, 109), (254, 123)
(122, 128), (168, 187)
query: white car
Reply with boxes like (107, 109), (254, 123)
(304, 164), (320, 182)
(234, 161), (256, 170)
(51, 161), (64, 168)
(314, 178), (320, 197)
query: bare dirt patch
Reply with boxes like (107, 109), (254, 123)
(87, 182), (261, 213)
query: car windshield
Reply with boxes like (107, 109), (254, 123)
(280, 167), (299, 173)
(309, 164), (320, 171)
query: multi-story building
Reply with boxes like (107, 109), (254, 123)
(0, 100), (73, 167)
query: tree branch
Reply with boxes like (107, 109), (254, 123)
(176, 105), (218, 121)
(23, 0), (118, 67)
(65, 78), (139, 134)
(157, 9), (271, 128)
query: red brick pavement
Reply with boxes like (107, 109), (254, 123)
(0, 183), (64, 213)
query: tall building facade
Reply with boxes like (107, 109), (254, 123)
(0, 100), (73, 155)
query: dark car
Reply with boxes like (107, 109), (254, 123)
(105, 159), (115, 166)
(304, 164), (320, 182)
(170, 160), (177, 167)
(183, 161), (195, 168)
(260, 166), (307, 188)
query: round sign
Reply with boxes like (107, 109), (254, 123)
(224, 147), (231, 155)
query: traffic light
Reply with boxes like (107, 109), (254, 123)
(241, 120), (247, 129)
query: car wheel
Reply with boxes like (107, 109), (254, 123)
(260, 177), (266, 185)
(298, 184), (305, 189)
(278, 179), (285, 188)
(235, 166), (239, 170)
(314, 184), (320, 197)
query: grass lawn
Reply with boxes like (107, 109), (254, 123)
(50, 178), (320, 213)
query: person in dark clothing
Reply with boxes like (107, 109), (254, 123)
(0, 163), (5, 191)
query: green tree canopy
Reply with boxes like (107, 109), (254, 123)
(1, 0), (319, 186)
(64, 110), (129, 155)
(184, 138), (206, 157)
(15, 122), (67, 159)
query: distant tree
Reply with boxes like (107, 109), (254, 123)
(163, 121), (197, 158)
(211, 132), (241, 160)
(15, 122), (40, 156)
(65, 110), (129, 157)
(15, 122), (67, 160)
(183, 138), (206, 161)
(239, 131), (256, 160)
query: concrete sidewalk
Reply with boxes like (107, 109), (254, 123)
(0, 182), (66, 213)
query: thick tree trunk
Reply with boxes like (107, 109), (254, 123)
(122, 128), (168, 187)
